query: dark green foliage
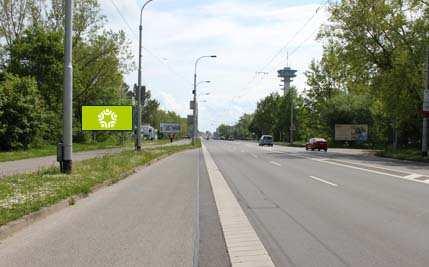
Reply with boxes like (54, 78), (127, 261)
(0, 74), (45, 150)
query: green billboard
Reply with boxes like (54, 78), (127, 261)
(82, 106), (133, 131)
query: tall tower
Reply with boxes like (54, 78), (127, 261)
(277, 66), (297, 143)
(277, 67), (297, 97)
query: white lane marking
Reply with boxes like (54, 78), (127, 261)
(309, 176), (338, 187)
(404, 174), (423, 179)
(273, 148), (429, 185)
(241, 150), (245, 153)
(250, 153), (258, 159)
(201, 144), (275, 267)
(269, 161), (281, 167)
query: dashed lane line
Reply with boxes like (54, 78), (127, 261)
(269, 161), (282, 167)
(309, 176), (338, 187)
(201, 144), (275, 267)
(269, 148), (429, 186)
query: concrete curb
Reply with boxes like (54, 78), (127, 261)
(0, 148), (195, 241)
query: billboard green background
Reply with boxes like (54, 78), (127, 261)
(82, 106), (133, 131)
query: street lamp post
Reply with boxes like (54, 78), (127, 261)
(136, 0), (154, 151)
(61, 0), (73, 173)
(193, 55), (216, 144)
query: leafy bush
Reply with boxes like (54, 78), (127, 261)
(0, 74), (45, 150)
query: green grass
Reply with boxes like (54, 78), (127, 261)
(376, 148), (429, 163)
(0, 139), (175, 162)
(0, 141), (199, 226)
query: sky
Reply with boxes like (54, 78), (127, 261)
(99, 0), (329, 132)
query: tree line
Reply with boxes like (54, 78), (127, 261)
(0, 0), (186, 151)
(218, 0), (428, 149)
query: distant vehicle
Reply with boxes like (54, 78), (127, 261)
(259, 135), (273, 146)
(220, 136), (226, 140)
(306, 138), (328, 151)
(228, 136), (234, 141)
(206, 136), (210, 140)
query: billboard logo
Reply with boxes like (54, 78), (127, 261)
(98, 108), (118, 129)
(82, 106), (132, 131)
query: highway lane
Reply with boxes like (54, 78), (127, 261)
(204, 140), (429, 267)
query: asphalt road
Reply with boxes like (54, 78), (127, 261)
(0, 148), (229, 267)
(204, 140), (429, 267)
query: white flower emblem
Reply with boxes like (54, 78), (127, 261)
(98, 108), (118, 129)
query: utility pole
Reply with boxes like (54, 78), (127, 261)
(193, 71), (197, 144)
(192, 55), (216, 145)
(62, 0), (73, 173)
(136, 0), (154, 151)
(278, 64), (297, 144)
(422, 46), (429, 156)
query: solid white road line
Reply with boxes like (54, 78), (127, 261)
(404, 174), (423, 179)
(269, 161), (282, 167)
(201, 144), (275, 267)
(309, 176), (338, 187)
(268, 148), (429, 186)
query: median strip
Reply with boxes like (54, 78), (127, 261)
(202, 144), (275, 267)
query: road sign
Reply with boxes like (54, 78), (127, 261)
(82, 106), (133, 131)
(190, 100), (195, 110)
(160, 123), (181, 133)
(187, 115), (194, 125)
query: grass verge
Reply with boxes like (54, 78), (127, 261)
(376, 148), (429, 163)
(0, 140), (200, 226)
(0, 139), (177, 162)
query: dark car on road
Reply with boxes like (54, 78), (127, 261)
(306, 138), (328, 151)
(259, 135), (273, 146)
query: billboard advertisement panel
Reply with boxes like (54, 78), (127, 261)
(82, 106), (133, 131)
(160, 123), (181, 133)
(335, 124), (368, 141)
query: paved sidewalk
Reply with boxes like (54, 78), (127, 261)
(0, 149), (197, 267)
(0, 139), (190, 178)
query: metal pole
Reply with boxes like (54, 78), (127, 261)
(421, 47), (428, 156)
(62, 0), (73, 173)
(193, 72), (197, 145)
(136, 23), (143, 151)
(136, 0), (154, 151)
(192, 55), (216, 145)
(290, 87), (294, 144)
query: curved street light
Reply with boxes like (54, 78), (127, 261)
(193, 55), (216, 144)
(136, 0), (155, 151)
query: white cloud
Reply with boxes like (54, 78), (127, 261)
(100, 0), (329, 131)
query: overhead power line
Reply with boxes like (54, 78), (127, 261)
(108, 0), (192, 86)
(226, 2), (328, 108)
